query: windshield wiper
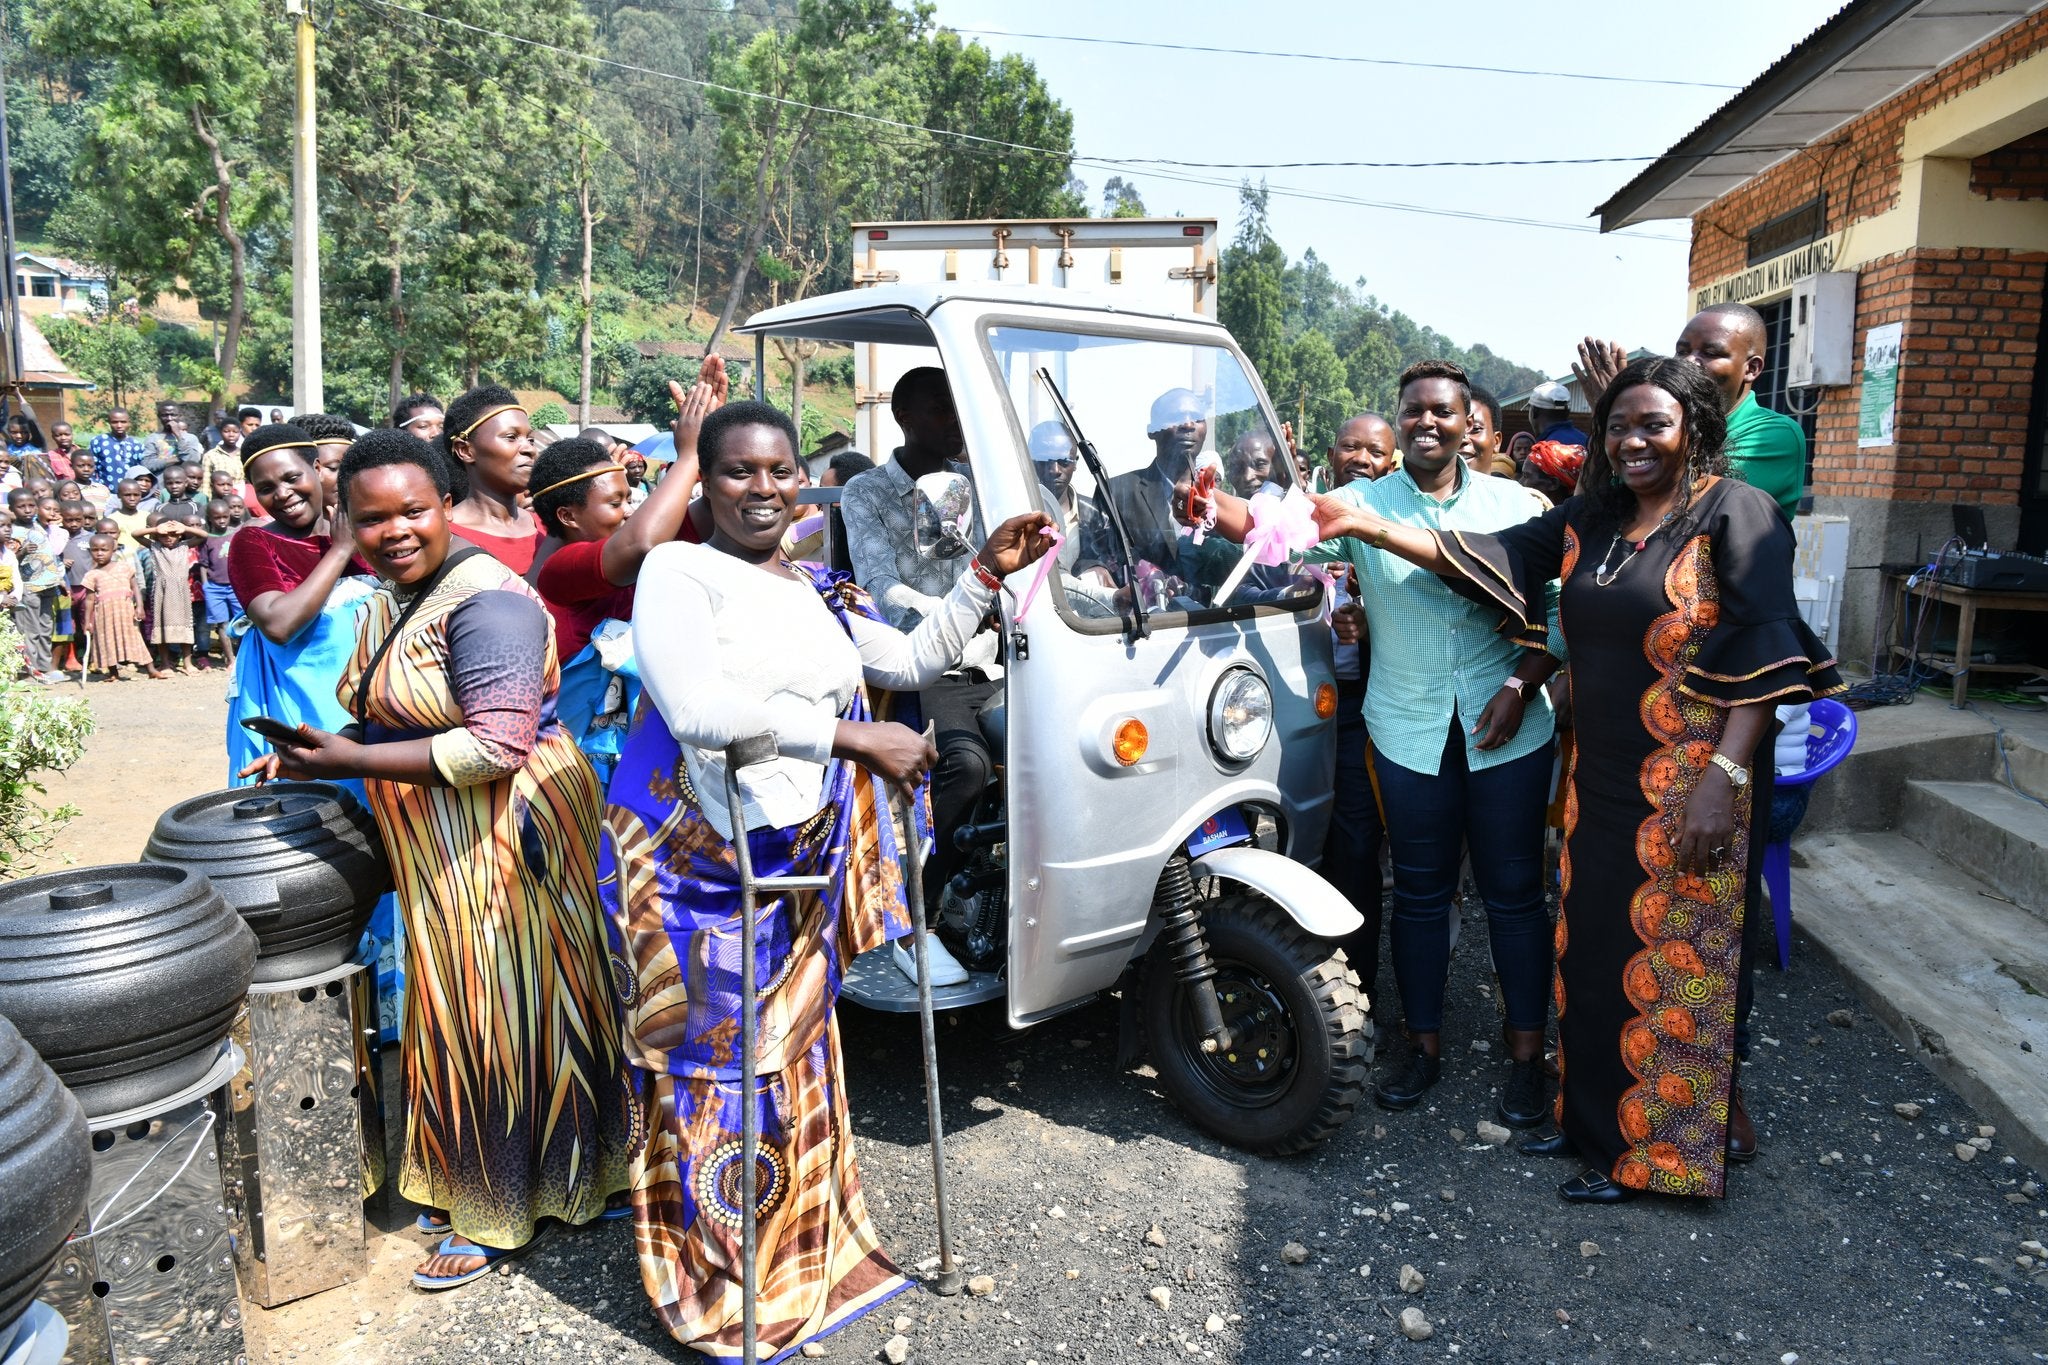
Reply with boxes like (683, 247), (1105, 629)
(1035, 367), (1149, 642)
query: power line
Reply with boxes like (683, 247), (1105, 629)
(618, 4), (1743, 91)
(938, 25), (1745, 90)
(353, 0), (1686, 243)
(1101, 149), (1813, 171)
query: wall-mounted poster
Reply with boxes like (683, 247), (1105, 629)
(1857, 321), (1903, 448)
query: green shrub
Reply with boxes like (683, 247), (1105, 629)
(0, 617), (95, 870)
(808, 353), (854, 388)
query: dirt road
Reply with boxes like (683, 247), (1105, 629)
(30, 667), (232, 871)
(16, 673), (2048, 1363)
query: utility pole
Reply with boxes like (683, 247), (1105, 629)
(577, 142), (594, 428)
(287, 0), (324, 412)
(0, 32), (25, 389)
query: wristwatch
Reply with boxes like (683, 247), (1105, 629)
(1500, 677), (1527, 696)
(1709, 752), (1750, 787)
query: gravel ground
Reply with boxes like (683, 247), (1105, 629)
(251, 906), (2048, 1365)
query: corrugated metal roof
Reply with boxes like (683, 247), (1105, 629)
(1595, 0), (2048, 231)
(12, 313), (92, 389)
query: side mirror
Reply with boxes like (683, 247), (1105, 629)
(913, 471), (974, 561)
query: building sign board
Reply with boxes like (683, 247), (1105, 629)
(1858, 321), (1903, 448)
(1695, 231), (1844, 311)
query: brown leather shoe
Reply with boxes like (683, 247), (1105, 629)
(1727, 1084), (1758, 1163)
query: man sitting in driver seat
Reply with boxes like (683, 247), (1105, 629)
(1094, 388), (1242, 604)
(839, 366), (992, 987)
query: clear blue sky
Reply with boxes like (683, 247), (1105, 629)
(923, 0), (1843, 379)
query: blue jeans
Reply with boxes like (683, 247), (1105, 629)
(1321, 679), (1385, 996)
(1377, 720), (1553, 1035)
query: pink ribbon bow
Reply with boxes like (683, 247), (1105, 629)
(1214, 488), (1322, 604)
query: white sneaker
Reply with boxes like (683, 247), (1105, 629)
(893, 936), (970, 987)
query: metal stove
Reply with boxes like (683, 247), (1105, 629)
(219, 961), (383, 1309)
(39, 1043), (245, 1365)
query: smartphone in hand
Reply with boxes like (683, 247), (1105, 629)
(240, 716), (312, 748)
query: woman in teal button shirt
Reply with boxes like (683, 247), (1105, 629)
(1200, 360), (1562, 1131)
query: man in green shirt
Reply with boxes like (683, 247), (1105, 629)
(1675, 303), (1805, 520)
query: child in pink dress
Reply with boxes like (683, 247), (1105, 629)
(79, 533), (153, 680)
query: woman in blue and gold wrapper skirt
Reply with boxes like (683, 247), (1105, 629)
(599, 399), (1054, 1361)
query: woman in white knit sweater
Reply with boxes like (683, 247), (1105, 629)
(598, 399), (1051, 1361)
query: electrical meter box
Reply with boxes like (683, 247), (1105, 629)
(1787, 272), (1857, 389)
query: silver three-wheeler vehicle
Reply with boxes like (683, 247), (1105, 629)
(736, 282), (1371, 1154)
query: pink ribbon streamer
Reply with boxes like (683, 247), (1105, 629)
(1009, 525), (1067, 619)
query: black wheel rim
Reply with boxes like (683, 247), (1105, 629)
(1172, 958), (1300, 1109)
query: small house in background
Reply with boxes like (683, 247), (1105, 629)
(11, 252), (107, 316)
(3, 312), (94, 425)
(1594, 0), (2048, 664)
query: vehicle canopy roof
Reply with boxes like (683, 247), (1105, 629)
(735, 281), (1224, 345)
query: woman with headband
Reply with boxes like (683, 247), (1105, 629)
(294, 412), (359, 518)
(527, 364), (722, 785)
(224, 423), (379, 785)
(441, 384), (545, 573)
(528, 359), (723, 661)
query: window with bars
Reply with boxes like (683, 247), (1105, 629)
(1755, 297), (1818, 493)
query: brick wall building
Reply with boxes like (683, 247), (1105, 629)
(1596, 0), (2048, 664)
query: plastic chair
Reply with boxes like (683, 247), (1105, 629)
(1760, 697), (1858, 968)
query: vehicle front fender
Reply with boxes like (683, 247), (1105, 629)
(1189, 845), (1362, 940)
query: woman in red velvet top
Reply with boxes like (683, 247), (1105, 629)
(224, 423), (378, 783)
(440, 384), (545, 573)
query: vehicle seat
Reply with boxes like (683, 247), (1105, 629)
(976, 693), (1006, 752)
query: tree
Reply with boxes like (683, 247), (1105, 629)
(1101, 176), (1147, 218)
(0, 616), (93, 871)
(1344, 330), (1403, 415)
(616, 355), (702, 423)
(318, 0), (460, 410)
(1286, 329), (1354, 454)
(1219, 182), (1291, 401)
(912, 31), (1076, 220)
(31, 0), (287, 405)
(40, 309), (155, 416)
(701, 0), (924, 356)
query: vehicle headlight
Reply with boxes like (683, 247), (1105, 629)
(1207, 668), (1273, 763)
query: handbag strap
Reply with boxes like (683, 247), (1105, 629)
(353, 543), (488, 725)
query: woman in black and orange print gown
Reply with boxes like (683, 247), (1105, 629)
(1310, 356), (1841, 1204)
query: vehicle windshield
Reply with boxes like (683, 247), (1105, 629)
(985, 324), (1321, 619)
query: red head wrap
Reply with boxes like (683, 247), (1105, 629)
(1526, 439), (1586, 490)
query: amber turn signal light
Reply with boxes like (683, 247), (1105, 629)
(1112, 718), (1149, 766)
(1314, 683), (1338, 719)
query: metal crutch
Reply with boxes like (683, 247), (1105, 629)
(894, 754), (964, 1295)
(723, 734), (829, 1364)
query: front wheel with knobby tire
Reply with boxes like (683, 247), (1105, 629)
(1142, 890), (1370, 1155)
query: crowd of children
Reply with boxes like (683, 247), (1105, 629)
(3, 406), (253, 683)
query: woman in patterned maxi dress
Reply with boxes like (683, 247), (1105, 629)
(243, 430), (634, 1286)
(1310, 357), (1841, 1203)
